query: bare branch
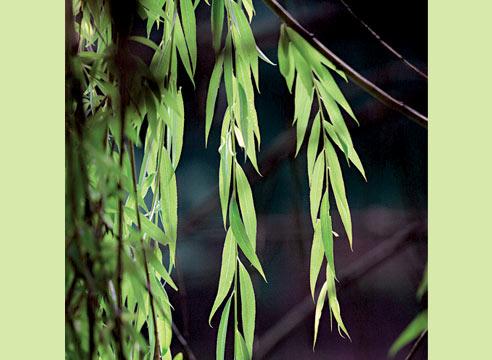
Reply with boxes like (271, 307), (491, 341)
(262, 0), (428, 128)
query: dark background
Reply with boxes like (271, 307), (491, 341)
(137, 0), (428, 358)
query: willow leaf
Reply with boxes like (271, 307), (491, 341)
(219, 133), (232, 228)
(324, 139), (352, 249)
(209, 228), (236, 324)
(234, 329), (250, 360)
(229, 198), (266, 280)
(235, 162), (257, 249)
(174, 16), (195, 86)
(239, 261), (256, 356)
(216, 295), (232, 360)
(148, 249), (178, 291)
(278, 25), (295, 92)
(389, 310), (428, 357)
(294, 74), (314, 156)
(313, 281), (328, 348)
(206, 54), (224, 146)
(223, 34), (234, 106)
(310, 220), (323, 300)
(211, 0), (224, 52)
(317, 67), (357, 124)
(323, 120), (366, 180)
(309, 152), (325, 226)
(180, 0), (197, 73)
(320, 191), (335, 274)
(326, 265), (350, 339)
(307, 113), (321, 184)
(160, 147), (178, 256)
(123, 207), (170, 246)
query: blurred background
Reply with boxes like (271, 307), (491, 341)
(135, 0), (428, 358)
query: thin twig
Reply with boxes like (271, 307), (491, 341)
(171, 321), (198, 360)
(262, 0), (428, 128)
(253, 223), (426, 359)
(404, 329), (428, 360)
(336, 0), (428, 79)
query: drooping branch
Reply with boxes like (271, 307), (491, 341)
(253, 223), (427, 359)
(404, 329), (428, 360)
(262, 0), (428, 128)
(336, 0), (428, 80)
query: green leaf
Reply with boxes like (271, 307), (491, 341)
(324, 139), (353, 249)
(316, 80), (353, 156)
(294, 75), (314, 156)
(235, 162), (257, 249)
(323, 120), (366, 180)
(223, 34), (234, 106)
(209, 228), (236, 324)
(206, 54), (224, 146)
(320, 191), (335, 274)
(278, 25), (295, 92)
(239, 261), (256, 356)
(309, 152), (325, 226)
(313, 281), (328, 348)
(242, 0), (255, 22)
(174, 16), (195, 86)
(171, 90), (185, 168)
(216, 295), (232, 360)
(416, 265), (428, 300)
(211, 0), (225, 52)
(173, 353), (184, 360)
(219, 133), (232, 228)
(129, 35), (158, 51)
(326, 265), (350, 339)
(307, 113), (321, 184)
(229, 198), (266, 280)
(389, 310), (428, 357)
(148, 249), (178, 291)
(309, 220), (323, 300)
(180, 0), (197, 73)
(234, 329), (250, 360)
(160, 147), (178, 262)
(123, 207), (170, 246)
(317, 68), (357, 124)
(291, 44), (313, 94)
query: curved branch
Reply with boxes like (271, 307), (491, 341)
(262, 0), (428, 128)
(336, 0), (428, 80)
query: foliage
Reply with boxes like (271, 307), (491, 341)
(66, 0), (365, 358)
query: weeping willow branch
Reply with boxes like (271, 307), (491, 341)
(254, 222), (426, 359)
(262, 0), (428, 128)
(336, 0), (428, 80)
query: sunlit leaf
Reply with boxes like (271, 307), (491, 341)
(209, 228), (236, 324)
(389, 310), (428, 357)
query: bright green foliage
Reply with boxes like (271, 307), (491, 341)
(66, 0), (197, 358)
(205, 1), (272, 358)
(278, 24), (366, 348)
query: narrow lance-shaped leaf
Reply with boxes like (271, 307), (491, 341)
(326, 265), (350, 339)
(180, 0), (197, 73)
(294, 74), (314, 156)
(235, 161), (257, 249)
(209, 228), (236, 324)
(307, 113), (321, 184)
(229, 198), (266, 280)
(211, 0), (225, 53)
(174, 16), (195, 86)
(234, 329), (250, 360)
(313, 281), (328, 348)
(160, 147), (178, 263)
(323, 120), (366, 180)
(309, 220), (323, 300)
(324, 139), (353, 249)
(278, 25), (295, 92)
(309, 152), (325, 226)
(216, 295), (233, 360)
(320, 190), (335, 275)
(388, 310), (428, 357)
(206, 54), (224, 146)
(239, 261), (256, 356)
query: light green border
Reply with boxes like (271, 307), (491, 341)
(429, 0), (492, 358)
(0, 1), (64, 359)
